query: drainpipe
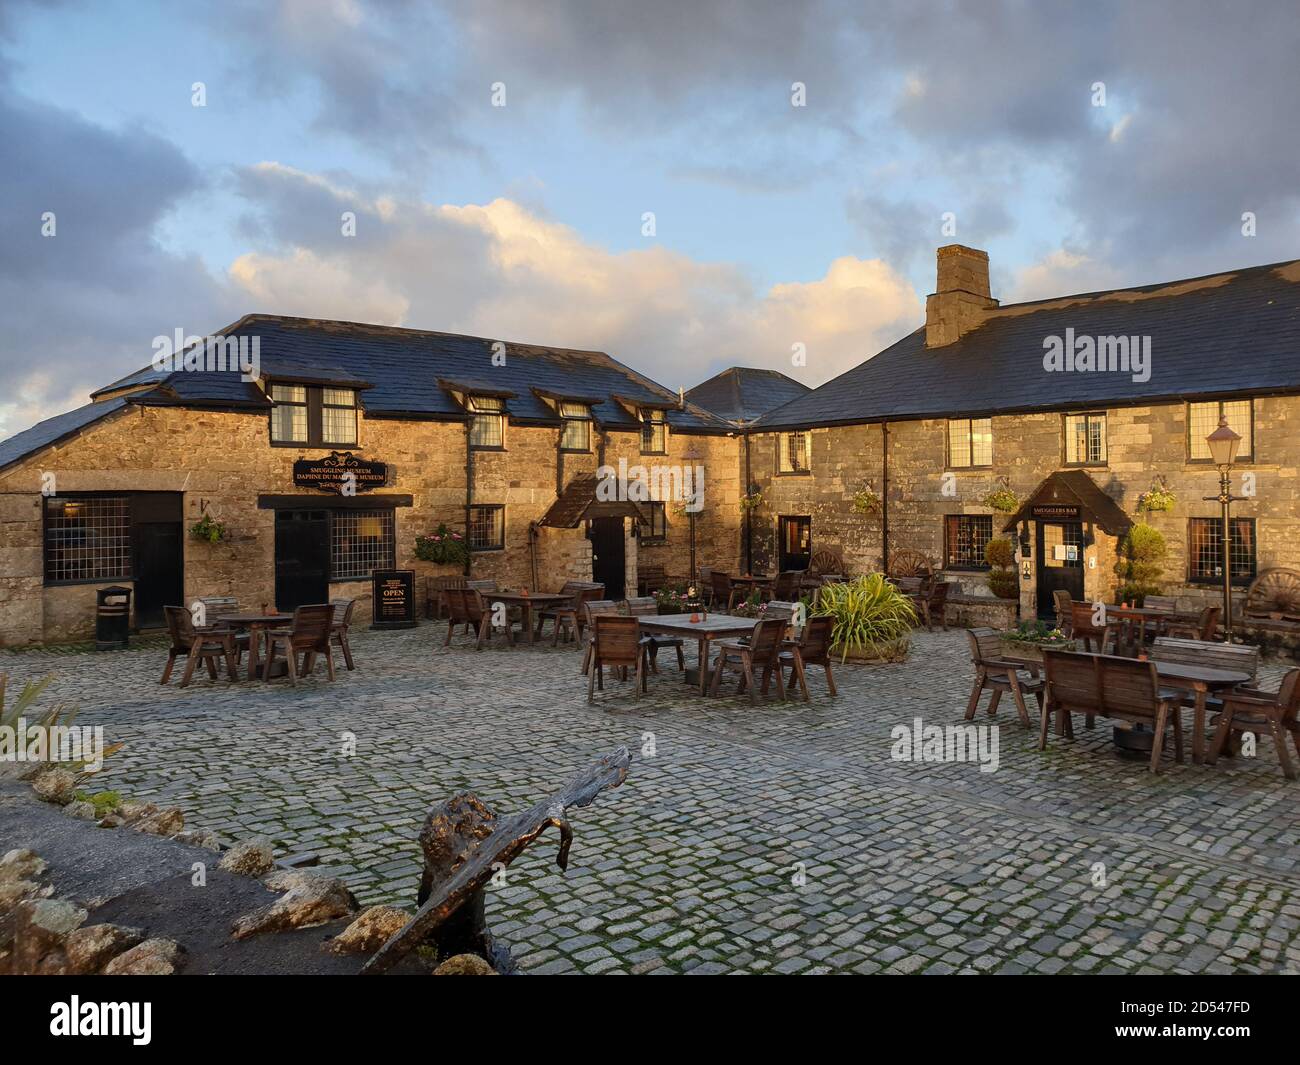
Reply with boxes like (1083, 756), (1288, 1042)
(743, 426), (753, 574)
(881, 422), (890, 574)
(463, 421), (473, 577)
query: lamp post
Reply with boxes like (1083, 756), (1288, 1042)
(1203, 415), (1243, 643)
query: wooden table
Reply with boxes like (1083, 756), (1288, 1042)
(635, 614), (759, 693)
(485, 592), (571, 646)
(1151, 660), (1250, 765)
(221, 613), (293, 681)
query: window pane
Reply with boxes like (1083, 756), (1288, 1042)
(1188, 402), (1217, 459)
(1222, 400), (1252, 458)
(322, 404), (357, 444)
(1067, 414), (1106, 464)
(782, 432), (810, 472)
(469, 506), (504, 550)
(272, 403), (307, 442)
(470, 413), (503, 448)
(641, 409), (666, 452)
(947, 420), (969, 467)
(331, 510), (395, 580)
(270, 384), (306, 404)
(945, 514), (993, 569)
(1189, 517), (1256, 584)
(322, 388), (355, 408)
(1088, 415), (1106, 462)
(468, 395), (504, 413)
(44, 496), (132, 582)
(970, 418), (992, 466)
(560, 416), (589, 451)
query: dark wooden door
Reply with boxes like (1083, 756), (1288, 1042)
(132, 522), (183, 629)
(1036, 521), (1084, 619)
(778, 515), (812, 571)
(275, 510), (330, 610)
(586, 517), (625, 599)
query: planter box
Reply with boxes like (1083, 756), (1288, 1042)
(830, 638), (910, 664)
(999, 637), (1077, 662)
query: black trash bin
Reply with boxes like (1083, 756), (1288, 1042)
(95, 585), (133, 650)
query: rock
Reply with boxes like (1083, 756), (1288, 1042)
(64, 923), (146, 974)
(98, 814), (123, 828)
(11, 897), (87, 974)
(103, 938), (185, 975)
(172, 829), (221, 851)
(218, 837), (275, 877)
(326, 905), (411, 954)
(31, 769), (76, 806)
(116, 800), (158, 824)
(231, 870), (357, 940)
(432, 953), (498, 975)
(0, 879), (49, 912)
(134, 807), (184, 836)
(0, 849), (46, 883)
(64, 800), (97, 820)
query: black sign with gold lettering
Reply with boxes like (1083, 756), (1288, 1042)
(293, 451), (388, 495)
(371, 569), (417, 630)
(1031, 503), (1080, 521)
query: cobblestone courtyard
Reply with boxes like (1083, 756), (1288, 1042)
(4, 624), (1299, 975)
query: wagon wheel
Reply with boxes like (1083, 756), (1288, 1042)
(808, 549), (844, 576)
(888, 548), (934, 579)
(1245, 567), (1300, 616)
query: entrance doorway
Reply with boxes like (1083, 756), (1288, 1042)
(778, 515), (812, 571)
(1035, 521), (1084, 619)
(586, 517), (625, 599)
(275, 510), (329, 609)
(130, 492), (184, 629)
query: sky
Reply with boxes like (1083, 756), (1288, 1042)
(1, 0), (1298, 439)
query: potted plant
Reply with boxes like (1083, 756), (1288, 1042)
(654, 584), (689, 615)
(984, 537), (1019, 599)
(415, 523), (470, 567)
(1116, 521), (1167, 605)
(999, 619), (1077, 661)
(730, 590), (767, 618)
(189, 513), (227, 544)
(981, 477), (1019, 514)
(812, 573), (916, 663)
(739, 491), (763, 513)
(852, 487), (881, 517)
(1138, 476), (1177, 513)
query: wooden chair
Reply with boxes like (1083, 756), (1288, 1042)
(1040, 650), (1183, 772)
(637, 563), (667, 596)
(443, 588), (514, 650)
(1144, 595), (1179, 612)
(161, 605), (239, 687)
(1166, 605), (1221, 642)
(710, 617), (787, 704)
(1070, 602), (1111, 653)
(466, 579), (498, 592)
(771, 571), (802, 601)
(776, 615), (836, 700)
(587, 615), (648, 703)
(1053, 590), (1074, 636)
(626, 596), (686, 672)
(915, 580), (951, 632)
(579, 600), (622, 675)
(963, 627), (1045, 727)
(1207, 668), (1300, 779)
(263, 604), (336, 685)
(711, 572), (743, 612)
(426, 575), (466, 620)
(194, 596), (251, 662)
(763, 600), (796, 622)
(330, 598), (357, 671)
(535, 582), (604, 644)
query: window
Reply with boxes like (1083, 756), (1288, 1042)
(640, 501), (667, 543)
(1188, 399), (1252, 462)
(559, 402), (591, 452)
(330, 510), (395, 580)
(778, 431), (812, 473)
(947, 418), (992, 468)
(640, 408), (667, 454)
(44, 496), (132, 583)
(945, 514), (994, 570)
(1188, 517), (1256, 585)
(468, 395), (505, 449)
(468, 505), (504, 550)
(1064, 413), (1107, 465)
(269, 384), (358, 446)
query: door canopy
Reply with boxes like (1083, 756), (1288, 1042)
(1001, 470), (1133, 537)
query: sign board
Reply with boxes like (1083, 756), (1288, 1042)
(1053, 544), (1080, 562)
(1031, 503), (1080, 521)
(294, 451), (389, 495)
(371, 569), (417, 630)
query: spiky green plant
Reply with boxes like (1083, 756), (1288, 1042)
(0, 672), (122, 780)
(812, 574), (916, 663)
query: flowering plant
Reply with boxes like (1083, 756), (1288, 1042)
(1138, 479), (1177, 513)
(981, 479), (1020, 514)
(189, 513), (227, 544)
(852, 488), (881, 516)
(415, 523), (469, 566)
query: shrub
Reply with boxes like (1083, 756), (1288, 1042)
(189, 513), (226, 543)
(0, 673), (122, 780)
(812, 574), (916, 663)
(415, 523), (469, 567)
(1117, 521), (1167, 604)
(984, 537), (1018, 600)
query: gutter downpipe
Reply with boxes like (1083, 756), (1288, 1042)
(463, 421), (474, 578)
(743, 424), (753, 574)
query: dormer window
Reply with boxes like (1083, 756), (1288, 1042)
(559, 402), (592, 452)
(270, 384), (357, 447)
(640, 408), (667, 454)
(468, 395), (506, 448)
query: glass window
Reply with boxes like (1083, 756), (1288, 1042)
(779, 431), (811, 473)
(640, 501), (667, 542)
(269, 384), (357, 446)
(640, 408), (667, 454)
(44, 496), (132, 583)
(468, 505), (504, 550)
(322, 388), (357, 445)
(1065, 413), (1107, 465)
(945, 514), (993, 569)
(330, 510), (395, 580)
(1188, 400), (1253, 461)
(1188, 517), (1256, 585)
(947, 418), (992, 467)
(469, 396), (505, 448)
(270, 384), (308, 443)
(559, 402), (591, 451)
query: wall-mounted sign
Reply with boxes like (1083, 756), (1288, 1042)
(371, 569), (417, 630)
(1031, 503), (1080, 521)
(293, 451), (388, 495)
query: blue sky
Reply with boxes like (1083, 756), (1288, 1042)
(2, 0), (1298, 438)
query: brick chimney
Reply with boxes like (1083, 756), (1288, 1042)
(925, 244), (998, 347)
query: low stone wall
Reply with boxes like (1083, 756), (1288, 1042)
(946, 593), (1018, 631)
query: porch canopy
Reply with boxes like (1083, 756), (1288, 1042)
(538, 471), (650, 529)
(1001, 469), (1133, 537)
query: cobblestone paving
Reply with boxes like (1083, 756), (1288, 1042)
(4, 625), (1299, 974)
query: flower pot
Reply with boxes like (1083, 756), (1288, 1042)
(830, 637), (910, 663)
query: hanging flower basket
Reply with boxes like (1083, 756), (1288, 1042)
(189, 513), (227, 544)
(739, 492), (763, 512)
(415, 523), (470, 566)
(982, 485), (1020, 513)
(852, 488), (881, 517)
(1138, 485), (1177, 513)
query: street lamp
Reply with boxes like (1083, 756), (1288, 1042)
(1203, 415), (1243, 642)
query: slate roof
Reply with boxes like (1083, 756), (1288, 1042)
(684, 367), (812, 425)
(0, 397), (129, 473)
(753, 259), (1300, 431)
(537, 471), (650, 528)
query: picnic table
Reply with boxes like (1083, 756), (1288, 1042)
(485, 591), (571, 646)
(221, 613), (293, 681)
(634, 613), (759, 694)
